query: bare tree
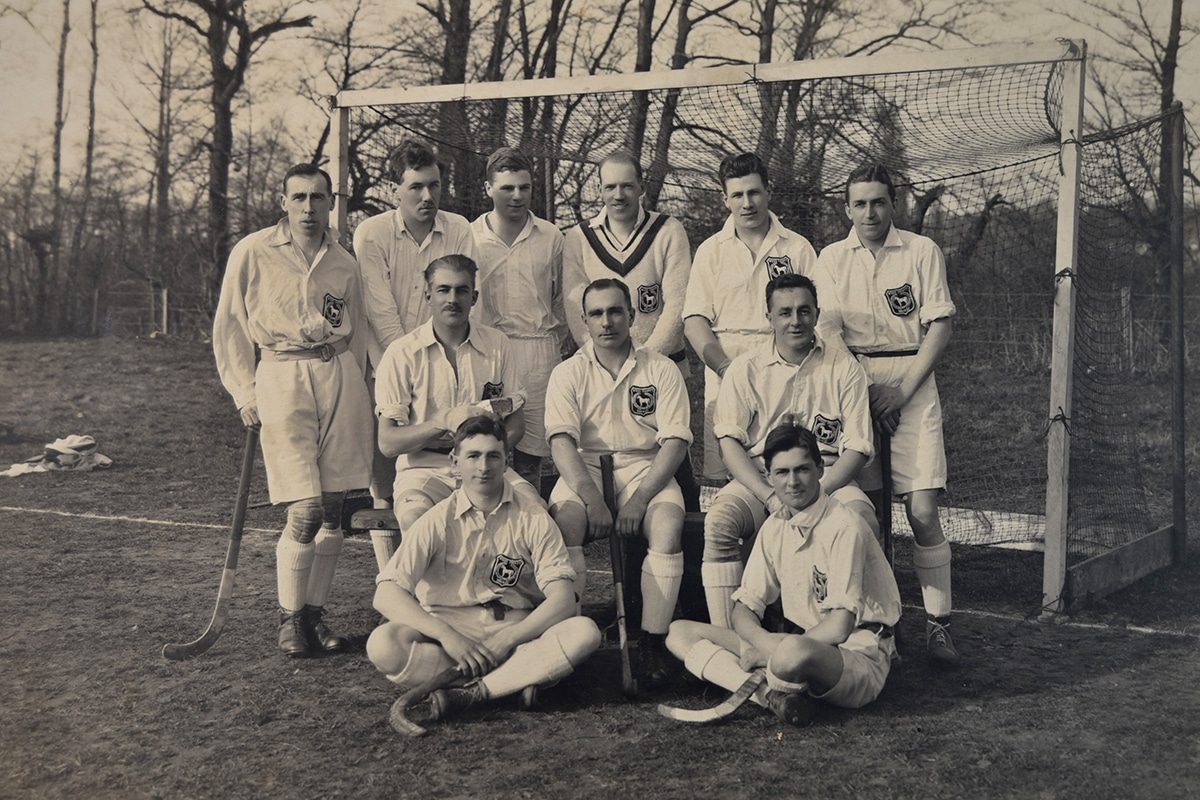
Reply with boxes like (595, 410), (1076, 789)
(139, 0), (315, 296)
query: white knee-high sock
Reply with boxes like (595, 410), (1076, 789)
(305, 526), (343, 607)
(683, 637), (768, 708)
(912, 539), (953, 618)
(276, 536), (315, 613)
(641, 550), (684, 635)
(701, 560), (744, 629)
(567, 546), (587, 613)
(482, 617), (601, 699)
(371, 530), (402, 573)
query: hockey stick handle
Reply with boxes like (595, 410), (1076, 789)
(875, 423), (894, 567)
(600, 454), (637, 696)
(162, 427), (258, 660)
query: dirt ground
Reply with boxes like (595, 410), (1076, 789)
(2, 337), (1199, 799)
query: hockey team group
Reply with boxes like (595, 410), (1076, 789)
(211, 139), (959, 734)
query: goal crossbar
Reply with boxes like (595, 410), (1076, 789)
(331, 40), (1082, 110)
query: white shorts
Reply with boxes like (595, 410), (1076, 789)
(256, 351), (373, 504)
(427, 603), (533, 642)
(393, 458), (537, 507)
(858, 356), (946, 494)
(508, 336), (560, 458)
(548, 452), (684, 513)
(811, 625), (896, 709)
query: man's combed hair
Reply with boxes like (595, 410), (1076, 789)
(486, 147), (534, 181)
(282, 163), (332, 195)
(762, 421), (822, 471)
(385, 137), (440, 183)
(846, 163), (897, 203)
(582, 277), (633, 313)
(425, 253), (478, 283)
(718, 152), (769, 189)
(765, 273), (819, 311)
(453, 415), (509, 451)
(599, 149), (644, 184)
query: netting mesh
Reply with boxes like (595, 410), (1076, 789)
(344, 55), (1178, 565)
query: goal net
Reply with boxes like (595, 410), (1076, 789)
(333, 42), (1184, 612)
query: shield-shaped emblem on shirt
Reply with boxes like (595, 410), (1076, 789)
(812, 565), (828, 603)
(884, 283), (916, 317)
(812, 414), (842, 445)
(637, 283), (661, 313)
(482, 381), (504, 400)
(764, 255), (794, 278)
(322, 293), (346, 327)
(490, 554), (526, 588)
(629, 384), (657, 417)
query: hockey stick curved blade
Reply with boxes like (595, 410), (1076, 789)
(657, 670), (765, 723)
(162, 428), (258, 660)
(388, 666), (464, 737)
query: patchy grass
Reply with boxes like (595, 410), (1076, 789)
(1, 337), (1199, 799)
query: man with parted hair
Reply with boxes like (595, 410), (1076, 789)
(213, 162), (373, 657)
(563, 150), (692, 367)
(372, 254), (542, 567)
(368, 415), (601, 732)
(667, 421), (901, 729)
(701, 272), (877, 629)
(353, 138), (478, 568)
(563, 148), (701, 509)
(470, 147), (567, 494)
(811, 162), (960, 666)
(683, 152), (818, 481)
(544, 277), (691, 689)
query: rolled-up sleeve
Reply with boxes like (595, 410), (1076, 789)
(543, 361), (581, 445)
(373, 343), (413, 424)
(917, 241), (956, 326)
(653, 360), (692, 445)
(731, 527), (780, 617)
(712, 357), (754, 445)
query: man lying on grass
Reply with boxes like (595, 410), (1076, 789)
(666, 421), (901, 727)
(367, 415), (600, 733)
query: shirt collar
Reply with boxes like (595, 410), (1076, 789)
(760, 332), (825, 367)
(416, 319), (486, 355)
(715, 210), (785, 243)
(777, 492), (832, 546)
(850, 224), (902, 251)
(394, 208), (445, 240)
(591, 204), (647, 232)
(453, 481), (515, 518)
(270, 218), (331, 248)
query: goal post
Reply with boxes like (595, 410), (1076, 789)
(330, 40), (1186, 614)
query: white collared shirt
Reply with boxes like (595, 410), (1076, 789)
(470, 211), (566, 343)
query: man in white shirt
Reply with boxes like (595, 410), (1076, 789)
(471, 147), (567, 494)
(683, 152), (817, 480)
(353, 138), (478, 568)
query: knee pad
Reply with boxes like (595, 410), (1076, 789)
(284, 497), (323, 544)
(321, 491), (344, 527)
(703, 498), (754, 562)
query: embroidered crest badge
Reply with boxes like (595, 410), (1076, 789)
(884, 283), (916, 317)
(812, 414), (842, 446)
(812, 565), (828, 603)
(629, 385), (657, 417)
(764, 255), (794, 279)
(637, 283), (662, 314)
(481, 382), (504, 400)
(490, 554), (526, 588)
(322, 293), (346, 327)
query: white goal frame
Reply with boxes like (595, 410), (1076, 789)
(329, 41), (1182, 615)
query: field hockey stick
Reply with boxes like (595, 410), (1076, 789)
(876, 422), (895, 568)
(600, 453), (637, 697)
(387, 666), (465, 737)
(162, 427), (258, 660)
(658, 669), (765, 723)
